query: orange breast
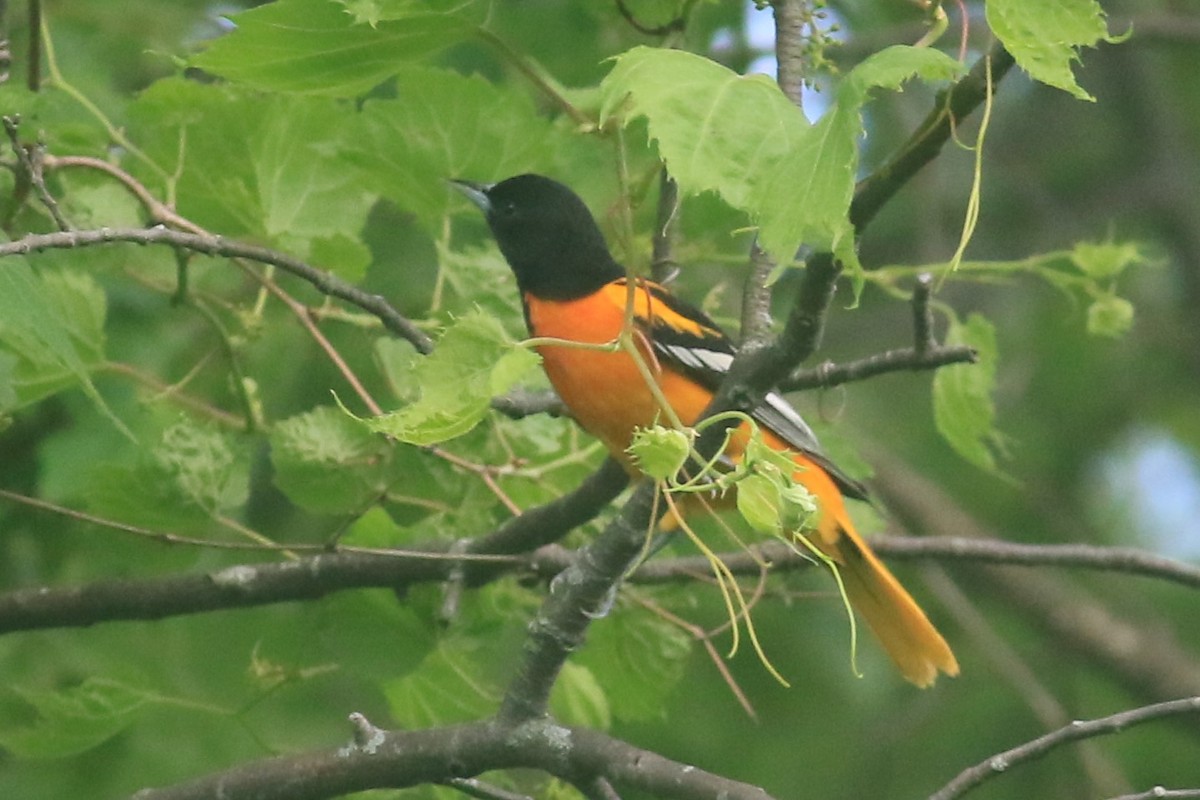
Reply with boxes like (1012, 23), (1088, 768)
(525, 282), (851, 547)
(526, 284), (749, 469)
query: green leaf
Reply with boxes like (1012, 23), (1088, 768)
(0, 679), (148, 759)
(550, 662), (611, 730)
(754, 46), (964, 293)
(252, 99), (378, 246)
(987, 0), (1114, 101)
(318, 590), (436, 680)
(337, 0), (482, 23)
(1086, 294), (1134, 338)
(270, 406), (393, 514)
(384, 637), (499, 727)
(128, 82), (376, 251)
(435, 243), (526, 319)
(932, 313), (1006, 474)
(600, 47), (809, 212)
(192, 0), (482, 96)
(346, 68), (563, 234)
(1070, 240), (1144, 280)
(308, 232), (372, 283)
(601, 46), (963, 293)
(154, 421), (250, 514)
(341, 506), (410, 547)
(574, 608), (691, 723)
(362, 311), (541, 445)
(0, 263), (112, 416)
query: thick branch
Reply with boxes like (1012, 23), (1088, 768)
(498, 481), (658, 722)
(0, 226), (434, 354)
(0, 461), (626, 635)
(624, 536), (1200, 591)
(7, 523), (1199, 639)
(131, 717), (772, 800)
(928, 697), (1200, 800)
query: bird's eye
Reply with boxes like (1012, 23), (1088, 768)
(496, 201), (517, 217)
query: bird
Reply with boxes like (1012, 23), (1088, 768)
(452, 173), (958, 686)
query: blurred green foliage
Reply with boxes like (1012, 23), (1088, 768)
(0, 1), (1197, 798)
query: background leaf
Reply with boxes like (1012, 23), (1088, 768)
(932, 313), (1005, 474)
(0, 679), (149, 759)
(362, 311), (541, 445)
(190, 0), (483, 96)
(987, 0), (1114, 100)
(347, 67), (564, 234)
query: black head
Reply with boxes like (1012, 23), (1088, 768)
(452, 174), (624, 300)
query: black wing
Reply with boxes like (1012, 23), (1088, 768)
(635, 281), (870, 502)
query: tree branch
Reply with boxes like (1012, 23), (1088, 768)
(0, 460), (626, 635)
(781, 342), (976, 393)
(1102, 789), (1200, 800)
(497, 481), (659, 722)
(0, 225), (434, 354)
(871, 537), (1200, 590)
(6, 519), (1198, 640)
(623, 536), (1200, 592)
(130, 716), (773, 800)
(928, 697), (1200, 800)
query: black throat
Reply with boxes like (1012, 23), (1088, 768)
(475, 174), (627, 301)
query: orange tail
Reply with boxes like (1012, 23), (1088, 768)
(824, 513), (959, 687)
(789, 451), (958, 687)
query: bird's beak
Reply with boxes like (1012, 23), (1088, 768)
(449, 179), (492, 214)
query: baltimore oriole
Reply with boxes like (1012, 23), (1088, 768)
(453, 174), (958, 686)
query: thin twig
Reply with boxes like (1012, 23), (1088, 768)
(782, 342), (976, 392)
(650, 169), (679, 284)
(26, 0), (40, 92)
(928, 697), (1200, 800)
(1102, 789), (1200, 800)
(3, 116), (70, 230)
(623, 536), (1200, 591)
(912, 272), (936, 354)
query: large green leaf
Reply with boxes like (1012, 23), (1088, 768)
(600, 46), (963, 288)
(600, 47), (808, 212)
(191, 0), (483, 97)
(346, 67), (563, 234)
(270, 405), (395, 514)
(127, 81), (375, 273)
(574, 607), (691, 723)
(932, 313), (1005, 474)
(87, 421), (250, 532)
(756, 45), (964, 293)
(987, 0), (1115, 101)
(361, 310), (541, 446)
(0, 263), (109, 413)
(0, 679), (149, 759)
